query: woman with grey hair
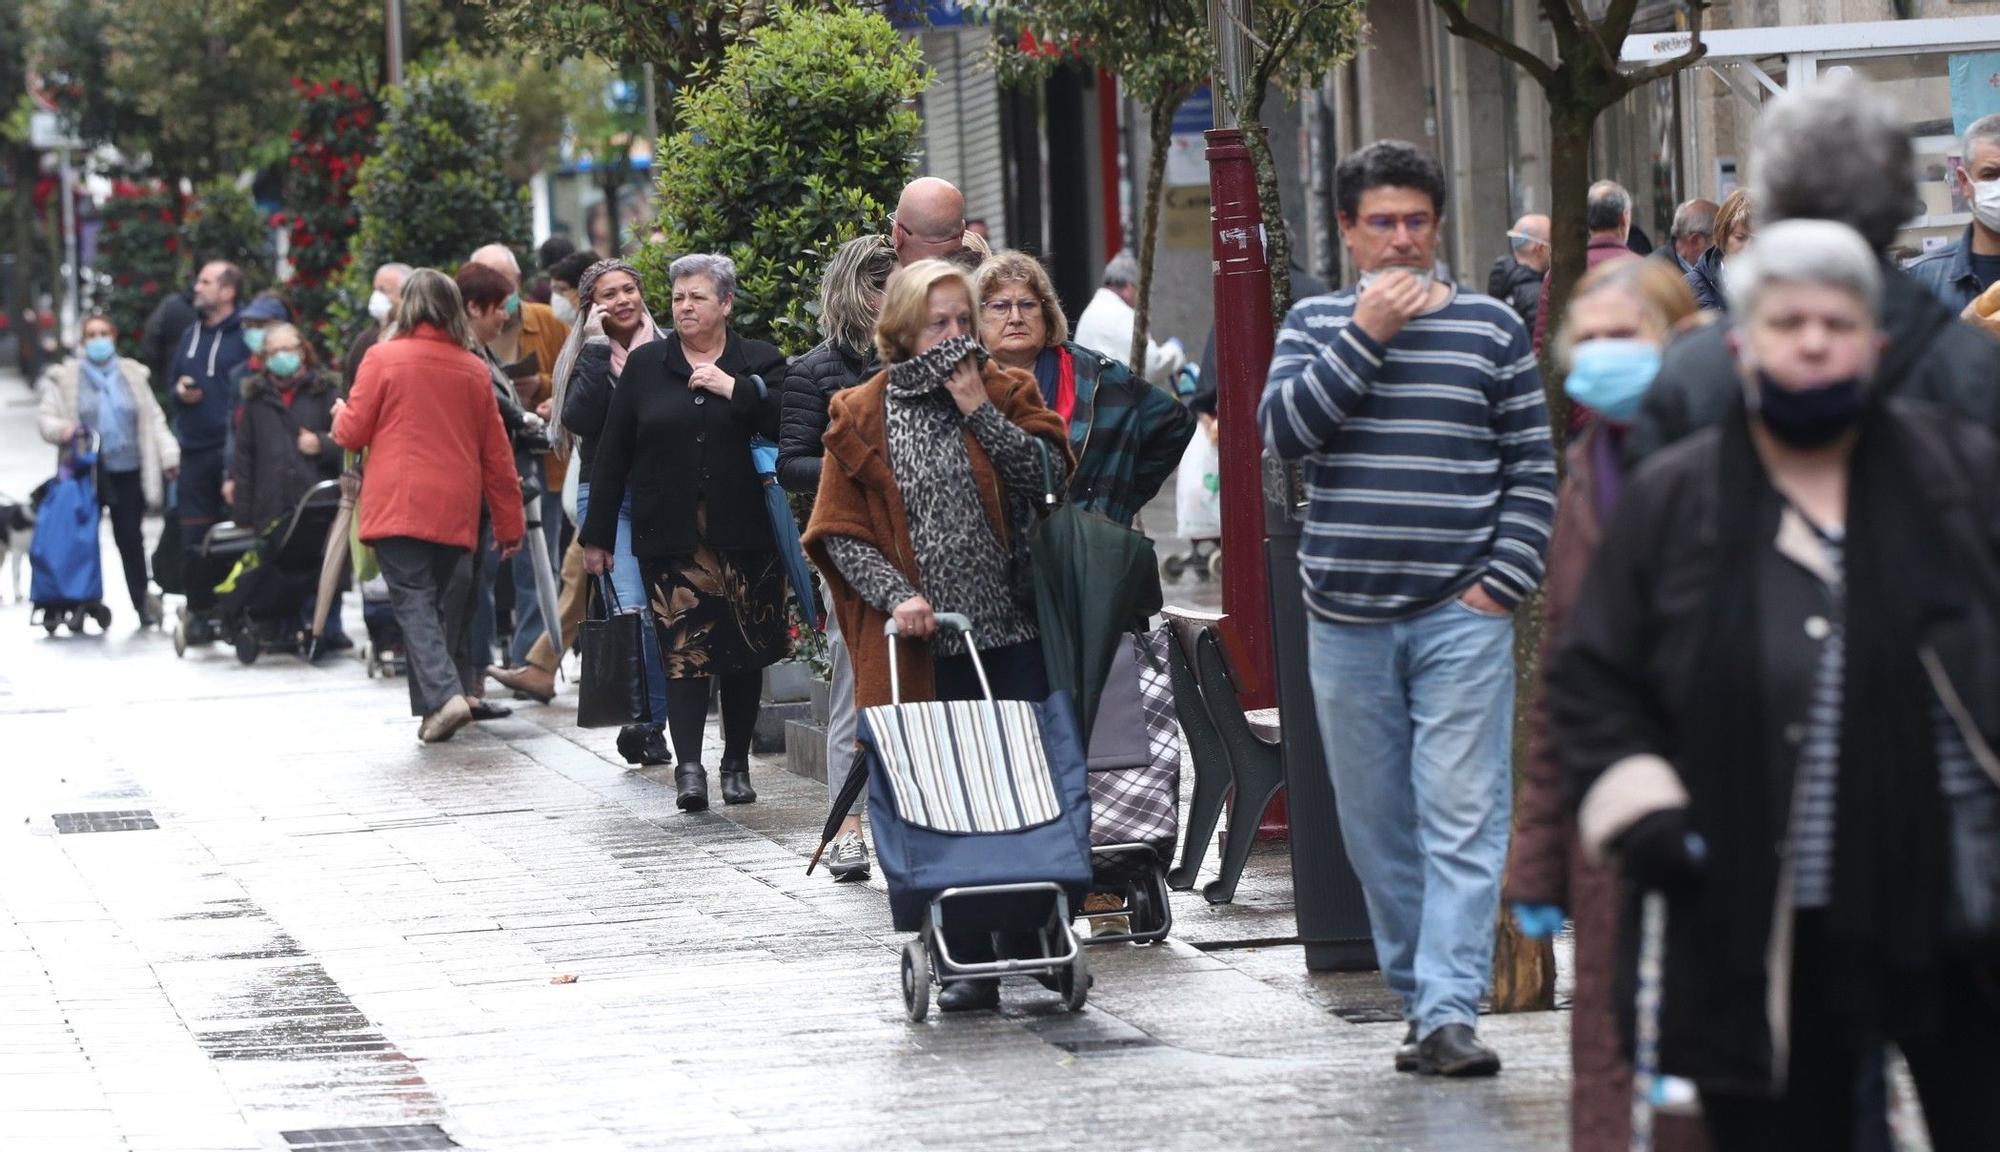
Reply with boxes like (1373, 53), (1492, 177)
(778, 232), (896, 881)
(581, 254), (791, 811)
(1551, 219), (2000, 1150)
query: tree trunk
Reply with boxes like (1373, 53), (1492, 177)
(1131, 90), (1179, 375)
(7, 145), (39, 377)
(1238, 112), (1292, 324)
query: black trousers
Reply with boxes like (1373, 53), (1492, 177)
(178, 446), (226, 611)
(1701, 915), (2000, 1152)
(373, 537), (474, 718)
(98, 468), (149, 614)
(934, 638), (1053, 974)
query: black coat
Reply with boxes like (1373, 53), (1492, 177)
(558, 339), (617, 478)
(581, 331), (785, 560)
(1628, 266), (2000, 463)
(1485, 255), (1544, 333)
(1683, 246), (1726, 313)
(777, 338), (876, 496)
(1551, 398), (2000, 1089)
(232, 368), (342, 528)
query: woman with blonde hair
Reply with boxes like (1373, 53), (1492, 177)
(804, 259), (1073, 1011)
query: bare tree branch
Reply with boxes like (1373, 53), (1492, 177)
(1619, 0), (1709, 91)
(1560, 0), (1620, 78)
(1604, 0), (1643, 43)
(1432, 0), (1556, 87)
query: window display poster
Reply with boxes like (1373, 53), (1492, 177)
(1166, 86), (1213, 187)
(1949, 52), (2000, 136)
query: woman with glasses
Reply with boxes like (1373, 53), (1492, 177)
(974, 252), (1193, 528)
(804, 259), (1073, 1013)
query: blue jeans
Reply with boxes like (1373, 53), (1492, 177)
(508, 490), (564, 665)
(577, 483), (665, 725)
(1307, 597), (1515, 1036)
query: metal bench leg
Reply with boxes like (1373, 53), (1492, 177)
(1165, 629), (1232, 891)
(1195, 631), (1287, 905)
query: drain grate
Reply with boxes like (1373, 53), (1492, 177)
(1329, 1005), (1407, 1025)
(279, 1125), (457, 1150)
(52, 810), (157, 833)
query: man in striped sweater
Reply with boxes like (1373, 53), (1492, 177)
(1259, 141), (1557, 1078)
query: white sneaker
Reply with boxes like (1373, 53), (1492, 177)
(827, 830), (871, 882)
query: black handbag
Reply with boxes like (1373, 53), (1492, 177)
(576, 573), (650, 729)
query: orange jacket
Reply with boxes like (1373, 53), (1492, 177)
(333, 325), (525, 552)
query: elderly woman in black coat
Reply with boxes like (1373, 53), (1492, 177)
(582, 254), (790, 812)
(1551, 220), (2000, 1152)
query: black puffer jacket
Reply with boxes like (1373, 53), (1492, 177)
(232, 367), (341, 528)
(777, 338), (876, 497)
(1684, 246), (1727, 313)
(1485, 255), (1544, 332)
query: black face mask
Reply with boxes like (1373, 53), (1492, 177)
(1752, 371), (1867, 448)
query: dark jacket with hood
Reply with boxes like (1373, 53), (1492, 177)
(777, 337), (877, 498)
(1684, 246), (1727, 313)
(1627, 265), (2000, 464)
(231, 365), (341, 528)
(1056, 342), (1195, 527)
(167, 309), (250, 451)
(141, 289), (197, 383)
(1486, 254), (1545, 333)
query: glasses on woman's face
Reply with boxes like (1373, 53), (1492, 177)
(983, 297), (1041, 319)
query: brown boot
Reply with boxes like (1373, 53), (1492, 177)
(485, 663), (556, 704)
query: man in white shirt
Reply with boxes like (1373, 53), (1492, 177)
(1074, 250), (1186, 385)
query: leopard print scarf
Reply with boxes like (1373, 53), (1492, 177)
(887, 334), (984, 397)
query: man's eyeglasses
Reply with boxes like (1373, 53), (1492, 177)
(1505, 230), (1545, 249)
(983, 298), (1041, 318)
(1360, 213), (1436, 237)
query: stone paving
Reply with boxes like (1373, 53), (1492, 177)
(0, 368), (1572, 1150)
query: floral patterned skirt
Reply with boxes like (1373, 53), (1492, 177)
(640, 514), (791, 680)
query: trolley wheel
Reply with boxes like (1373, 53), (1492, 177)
(1162, 555), (1185, 580)
(1057, 947), (1091, 1013)
(1126, 884), (1154, 937)
(43, 616), (61, 636)
(1207, 549), (1224, 581)
(173, 619), (189, 658)
(88, 603), (112, 630)
(233, 622), (260, 665)
(901, 940), (931, 1022)
(66, 606), (88, 634)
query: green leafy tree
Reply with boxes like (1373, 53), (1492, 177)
(637, 3), (927, 355)
(348, 69), (532, 283)
(1213, 0), (1366, 321)
(93, 183), (187, 369)
(183, 180), (271, 291)
(982, 1), (1209, 373)
(277, 77), (376, 357)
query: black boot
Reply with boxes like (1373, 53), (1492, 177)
(718, 759), (756, 805)
(936, 979), (1000, 1013)
(617, 723), (672, 766)
(675, 764), (709, 812)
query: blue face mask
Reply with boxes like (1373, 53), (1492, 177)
(504, 292), (521, 318)
(266, 351), (303, 379)
(243, 327), (267, 355)
(84, 336), (117, 364)
(1564, 339), (1661, 424)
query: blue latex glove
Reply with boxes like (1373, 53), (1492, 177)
(1512, 903), (1566, 940)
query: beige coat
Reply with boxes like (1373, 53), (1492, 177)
(37, 356), (180, 510)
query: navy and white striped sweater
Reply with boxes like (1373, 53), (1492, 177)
(1259, 287), (1557, 622)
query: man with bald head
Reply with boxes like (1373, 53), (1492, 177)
(1532, 181), (1638, 352)
(891, 176), (966, 265)
(1486, 213), (1549, 333)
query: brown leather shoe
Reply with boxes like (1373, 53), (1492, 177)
(419, 696), (474, 744)
(485, 663), (556, 704)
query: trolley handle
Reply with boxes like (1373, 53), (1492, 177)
(883, 612), (990, 704)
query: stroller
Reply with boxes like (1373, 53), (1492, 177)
(829, 615), (1096, 1022)
(29, 432), (113, 636)
(358, 573), (404, 678)
(174, 479), (343, 663)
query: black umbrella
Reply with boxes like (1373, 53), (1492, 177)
(1025, 442), (1163, 744)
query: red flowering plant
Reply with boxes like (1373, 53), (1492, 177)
(280, 77), (378, 362)
(91, 182), (187, 375)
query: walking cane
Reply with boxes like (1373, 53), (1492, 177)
(1630, 890), (1668, 1152)
(522, 491), (564, 665)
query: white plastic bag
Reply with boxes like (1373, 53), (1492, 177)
(1175, 432), (1221, 539)
(561, 451), (581, 527)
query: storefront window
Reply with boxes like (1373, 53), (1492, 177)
(1831, 52), (1960, 259)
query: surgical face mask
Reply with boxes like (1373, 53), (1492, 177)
(1356, 267), (1434, 295)
(266, 350), (303, 378)
(551, 293), (577, 326)
(368, 290), (392, 324)
(1563, 339), (1660, 424)
(1751, 370), (1868, 448)
(504, 292), (521, 318)
(1972, 177), (2000, 233)
(243, 327), (267, 355)
(83, 336), (116, 364)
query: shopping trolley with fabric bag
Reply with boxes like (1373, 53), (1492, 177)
(818, 613), (1095, 1022)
